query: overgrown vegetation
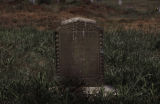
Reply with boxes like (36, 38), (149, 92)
(0, 27), (55, 81)
(0, 27), (160, 104)
(104, 28), (160, 103)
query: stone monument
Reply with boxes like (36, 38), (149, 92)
(55, 17), (104, 86)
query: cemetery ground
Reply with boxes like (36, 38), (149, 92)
(0, 27), (160, 104)
(0, 1), (160, 104)
(0, 0), (160, 30)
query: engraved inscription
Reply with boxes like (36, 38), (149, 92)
(56, 17), (104, 86)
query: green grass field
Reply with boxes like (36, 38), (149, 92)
(0, 27), (160, 104)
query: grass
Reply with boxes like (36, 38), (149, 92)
(0, 27), (160, 103)
(104, 28), (160, 102)
(0, 27), (56, 81)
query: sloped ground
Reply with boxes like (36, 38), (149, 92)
(0, 2), (160, 30)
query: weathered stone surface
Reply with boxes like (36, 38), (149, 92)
(83, 86), (116, 96)
(56, 17), (104, 86)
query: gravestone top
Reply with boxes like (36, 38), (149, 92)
(61, 17), (96, 25)
(56, 17), (104, 86)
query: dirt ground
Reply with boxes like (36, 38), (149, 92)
(0, 2), (160, 31)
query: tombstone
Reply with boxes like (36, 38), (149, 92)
(118, 0), (122, 6)
(56, 17), (104, 86)
(56, 0), (60, 3)
(90, 0), (94, 3)
(28, 0), (36, 4)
